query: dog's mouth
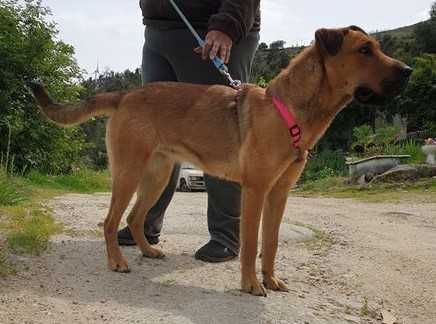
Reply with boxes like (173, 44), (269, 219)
(354, 78), (409, 105)
(354, 87), (375, 104)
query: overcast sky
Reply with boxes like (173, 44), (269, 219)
(42, 0), (433, 75)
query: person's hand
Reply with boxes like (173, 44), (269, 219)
(194, 30), (233, 64)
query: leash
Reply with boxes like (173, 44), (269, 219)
(168, 0), (242, 89)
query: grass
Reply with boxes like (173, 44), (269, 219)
(2, 207), (63, 255)
(295, 177), (436, 203)
(0, 170), (26, 206)
(0, 168), (111, 275)
(26, 169), (111, 193)
(294, 222), (334, 253)
(0, 246), (16, 277)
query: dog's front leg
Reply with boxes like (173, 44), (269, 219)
(240, 186), (267, 296)
(262, 156), (307, 292)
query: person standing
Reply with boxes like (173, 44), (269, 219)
(118, 0), (260, 262)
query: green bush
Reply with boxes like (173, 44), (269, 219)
(0, 248), (15, 277)
(382, 139), (426, 163)
(6, 208), (62, 255)
(0, 169), (25, 206)
(301, 150), (347, 182)
(0, 0), (85, 174)
(26, 169), (111, 193)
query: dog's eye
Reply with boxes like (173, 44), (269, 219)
(359, 46), (372, 56)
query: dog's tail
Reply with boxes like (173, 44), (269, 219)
(27, 81), (123, 127)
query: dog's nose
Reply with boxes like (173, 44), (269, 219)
(401, 65), (413, 78)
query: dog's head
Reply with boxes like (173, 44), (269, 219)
(315, 26), (412, 105)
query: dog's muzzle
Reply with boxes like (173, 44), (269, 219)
(354, 65), (413, 105)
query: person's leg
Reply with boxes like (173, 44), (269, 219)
(118, 30), (181, 246)
(164, 29), (260, 260)
(198, 32), (260, 260)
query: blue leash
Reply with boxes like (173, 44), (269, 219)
(168, 0), (242, 89)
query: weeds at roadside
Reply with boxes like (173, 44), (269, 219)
(294, 222), (334, 254)
(0, 170), (27, 206)
(0, 246), (16, 277)
(2, 207), (63, 256)
(0, 167), (110, 275)
(295, 177), (436, 203)
(26, 169), (111, 193)
(360, 297), (379, 319)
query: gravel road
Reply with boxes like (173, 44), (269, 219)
(1, 192), (435, 324)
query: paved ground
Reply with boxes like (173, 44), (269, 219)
(1, 192), (435, 323)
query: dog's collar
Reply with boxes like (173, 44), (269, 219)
(272, 96), (302, 148)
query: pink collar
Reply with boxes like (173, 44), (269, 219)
(272, 96), (302, 148)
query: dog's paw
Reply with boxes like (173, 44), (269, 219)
(143, 247), (165, 259)
(241, 276), (267, 297)
(263, 275), (289, 292)
(108, 257), (130, 273)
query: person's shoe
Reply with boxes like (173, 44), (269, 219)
(117, 226), (159, 246)
(194, 240), (237, 263)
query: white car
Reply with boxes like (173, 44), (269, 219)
(177, 163), (206, 192)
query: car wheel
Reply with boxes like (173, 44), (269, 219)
(180, 179), (190, 192)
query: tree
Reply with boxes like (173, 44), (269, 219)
(414, 1), (436, 53)
(79, 69), (142, 169)
(396, 54), (436, 132)
(258, 42), (268, 51)
(0, 0), (84, 173)
(431, 1), (436, 19)
(269, 40), (286, 50)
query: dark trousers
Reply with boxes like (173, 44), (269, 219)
(142, 28), (259, 254)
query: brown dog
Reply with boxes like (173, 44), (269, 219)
(29, 26), (411, 296)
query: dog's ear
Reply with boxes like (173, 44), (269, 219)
(315, 28), (344, 56)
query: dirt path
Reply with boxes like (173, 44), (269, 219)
(1, 193), (435, 324)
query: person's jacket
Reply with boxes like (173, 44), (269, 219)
(139, 0), (261, 43)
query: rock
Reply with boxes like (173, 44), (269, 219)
(343, 314), (361, 323)
(280, 224), (314, 243)
(381, 309), (398, 324)
(416, 164), (436, 178)
(370, 165), (419, 184)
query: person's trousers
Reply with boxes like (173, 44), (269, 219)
(142, 27), (259, 254)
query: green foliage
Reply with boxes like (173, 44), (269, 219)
(296, 177), (436, 203)
(250, 44), (304, 84)
(381, 139), (426, 163)
(301, 150), (347, 182)
(5, 208), (62, 255)
(351, 125), (374, 152)
(258, 42), (268, 51)
(373, 126), (401, 147)
(26, 169), (111, 193)
(414, 2), (436, 54)
(79, 69), (142, 169)
(351, 124), (407, 155)
(349, 123), (426, 163)
(0, 169), (26, 206)
(269, 40), (286, 50)
(0, 0), (84, 174)
(432, 1), (436, 19)
(0, 248), (15, 277)
(393, 54), (436, 132)
(351, 124), (401, 154)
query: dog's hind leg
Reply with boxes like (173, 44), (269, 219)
(104, 168), (141, 273)
(126, 153), (174, 259)
(261, 156), (307, 291)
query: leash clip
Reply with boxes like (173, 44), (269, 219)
(222, 70), (242, 89)
(212, 57), (242, 89)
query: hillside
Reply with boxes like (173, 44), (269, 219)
(372, 21), (426, 38)
(251, 20), (428, 83)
